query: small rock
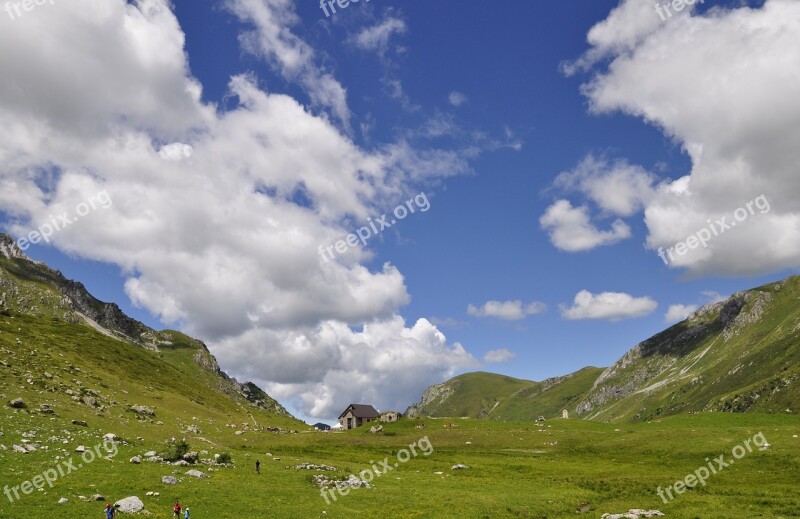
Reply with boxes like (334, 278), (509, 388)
(90, 494), (105, 502)
(8, 398), (25, 408)
(130, 456), (141, 464)
(144, 451), (157, 457)
(71, 420), (88, 427)
(58, 497), (67, 504)
(451, 464), (469, 470)
(162, 476), (177, 485)
(185, 469), (207, 478)
(75, 445), (86, 453)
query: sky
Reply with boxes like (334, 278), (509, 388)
(1, 0), (798, 423)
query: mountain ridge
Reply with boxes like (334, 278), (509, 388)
(407, 275), (800, 422)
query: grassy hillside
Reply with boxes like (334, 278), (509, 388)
(578, 277), (800, 422)
(406, 368), (604, 421)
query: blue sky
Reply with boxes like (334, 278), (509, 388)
(1, 0), (796, 422)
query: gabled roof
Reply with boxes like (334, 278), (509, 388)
(338, 403), (380, 419)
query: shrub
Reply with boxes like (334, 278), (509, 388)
(217, 452), (232, 464)
(163, 439), (191, 461)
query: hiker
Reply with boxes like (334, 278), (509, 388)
(184, 507), (190, 519)
(256, 459), (260, 474)
(173, 500), (181, 518)
(105, 503), (115, 519)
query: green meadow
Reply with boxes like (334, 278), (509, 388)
(2, 412), (798, 518)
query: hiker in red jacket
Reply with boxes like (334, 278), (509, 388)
(173, 500), (181, 518)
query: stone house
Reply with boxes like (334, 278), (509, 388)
(380, 411), (400, 422)
(338, 404), (380, 430)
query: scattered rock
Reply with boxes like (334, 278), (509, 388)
(185, 470), (207, 479)
(130, 405), (155, 416)
(58, 497), (68, 504)
(182, 451), (199, 463)
(578, 503), (592, 513)
(12, 444), (27, 454)
(312, 474), (369, 489)
(114, 496), (144, 514)
(295, 463), (337, 471)
(144, 451), (157, 457)
(39, 404), (54, 414)
(130, 456), (141, 464)
(75, 446), (86, 453)
(172, 460), (190, 466)
(161, 476), (177, 485)
(71, 420), (88, 427)
(601, 510), (664, 519)
(103, 433), (117, 441)
(369, 425), (383, 433)
(451, 464), (469, 470)
(8, 398), (25, 408)
(89, 494), (105, 502)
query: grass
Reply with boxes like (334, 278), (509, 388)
(2, 411), (799, 518)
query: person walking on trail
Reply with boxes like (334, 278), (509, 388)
(173, 500), (181, 518)
(256, 459), (260, 474)
(105, 503), (115, 519)
(184, 507), (190, 519)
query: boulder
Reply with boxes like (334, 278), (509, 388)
(75, 445), (86, 453)
(89, 494), (105, 502)
(130, 456), (141, 464)
(172, 460), (190, 466)
(58, 497), (68, 504)
(185, 470), (208, 479)
(114, 496), (144, 514)
(162, 476), (177, 485)
(182, 451), (199, 463)
(8, 398), (25, 408)
(144, 451), (157, 457)
(12, 444), (27, 454)
(130, 405), (155, 416)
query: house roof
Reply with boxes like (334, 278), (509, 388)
(338, 404), (380, 419)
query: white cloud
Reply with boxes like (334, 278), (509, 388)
(540, 200), (631, 252)
(216, 317), (477, 418)
(448, 91), (468, 107)
(554, 155), (657, 217)
(572, 0), (800, 276)
(483, 348), (516, 363)
(0, 0), (476, 420)
(664, 304), (698, 323)
(353, 16), (406, 56)
(467, 300), (546, 321)
(561, 290), (657, 321)
(224, 0), (351, 128)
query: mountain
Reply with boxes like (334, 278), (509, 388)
(407, 275), (800, 422)
(405, 368), (603, 420)
(0, 233), (301, 433)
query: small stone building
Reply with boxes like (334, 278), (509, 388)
(380, 411), (401, 423)
(338, 404), (380, 430)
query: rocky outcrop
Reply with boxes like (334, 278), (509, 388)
(405, 380), (457, 418)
